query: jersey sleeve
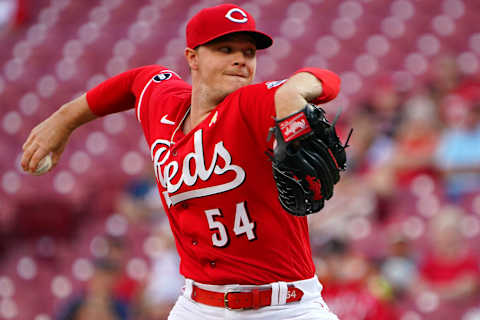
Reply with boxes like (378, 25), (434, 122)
(86, 65), (179, 117)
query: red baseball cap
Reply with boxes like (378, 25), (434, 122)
(186, 4), (273, 50)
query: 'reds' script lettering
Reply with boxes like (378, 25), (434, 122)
(150, 129), (246, 206)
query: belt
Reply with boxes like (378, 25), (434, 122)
(191, 284), (304, 310)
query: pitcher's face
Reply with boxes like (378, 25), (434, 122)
(188, 33), (257, 100)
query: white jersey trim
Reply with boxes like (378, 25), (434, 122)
(169, 175), (245, 205)
(136, 78), (154, 122)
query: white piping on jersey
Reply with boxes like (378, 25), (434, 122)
(168, 173), (245, 205)
(136, 78), (154, 122)
(169, 106), (191, 145)
(136, 70), (182, 122)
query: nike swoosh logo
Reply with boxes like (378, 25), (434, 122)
(160, 115), (175, 125)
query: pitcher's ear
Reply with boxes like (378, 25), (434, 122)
(185, 47), (199, 70)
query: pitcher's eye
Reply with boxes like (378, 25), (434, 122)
(219, 47), (232, 54)
(245, 48), (256, 57)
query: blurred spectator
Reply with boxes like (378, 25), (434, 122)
(347, 107), (390, 176)
(141, 222), (183, 320)
(314, 106), (393, 227)
(389, 93), (440, 187)
(55, 258), (130, 320)
(380, 233), (418, 301)
(115, 167), (164, 224)
(105, 235), (143, 314)
(113, 168), (174, 318)
(369, 80), (403, 138)
(435, 96), (480, 202)
(416, 205), (480, 319)
(318, 238), (398, 320)
(361, 91), (442, 222)
(427, 55), (461, 104)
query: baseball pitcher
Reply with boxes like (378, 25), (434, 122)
(22, 4), (350, 319)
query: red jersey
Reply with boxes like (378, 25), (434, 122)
(87, 65), (339, 285)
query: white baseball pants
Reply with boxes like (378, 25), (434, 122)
(167, 276), (339, 320)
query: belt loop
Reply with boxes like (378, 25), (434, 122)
(252, 289), (261, 309)
(278, 281), (288, 305)
(184, 279), (193, 299)
(270, 282), (280, 305)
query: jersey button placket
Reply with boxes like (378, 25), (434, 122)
(209, 261), (216, 268)
(192, 239), (198, 246)
(170, 143), (177, 156)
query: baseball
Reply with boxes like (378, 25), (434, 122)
(33, 154), (53, 175)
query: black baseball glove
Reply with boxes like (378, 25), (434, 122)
(267, 104), (352, 216)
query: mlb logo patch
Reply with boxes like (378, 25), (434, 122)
(266, 79), (287, 89)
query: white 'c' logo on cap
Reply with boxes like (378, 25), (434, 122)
(225, 8), (248, 23)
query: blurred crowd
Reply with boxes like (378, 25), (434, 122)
(1, 1), (480, 318)
(308, 54), (480, 320)
(47, 54), (480, 320)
